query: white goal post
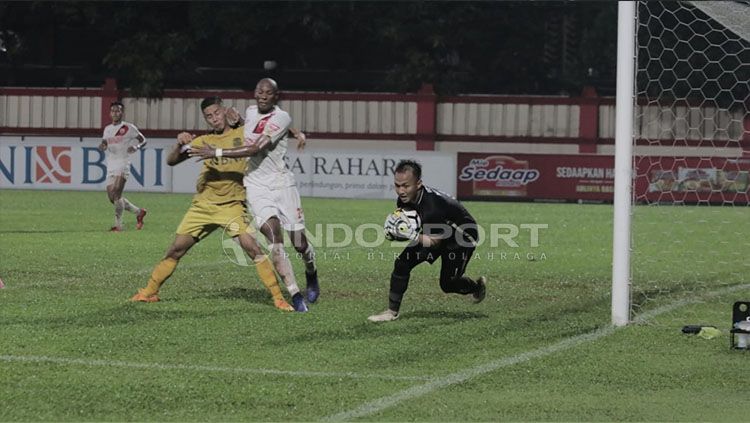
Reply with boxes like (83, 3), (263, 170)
(612, 1), (635, 327)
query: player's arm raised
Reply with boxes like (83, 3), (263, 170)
(190, 113), (291, 160)
(189, 137), (265, 160)
(226, 106), (244, 128)
(167, 132), (195, 166)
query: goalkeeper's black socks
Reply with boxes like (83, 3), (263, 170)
(388, 291), (403, 313)
(388, 273), (409, 312)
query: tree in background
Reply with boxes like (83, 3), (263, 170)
(0, 1), (618, 98)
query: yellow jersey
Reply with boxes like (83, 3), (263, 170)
(189, 127), (247, 204)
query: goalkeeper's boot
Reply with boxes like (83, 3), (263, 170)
(136, 208), (148, 230)
(471, 276), (487, 304)
(305, 270), (320, 303)
(110, 226), (122, 232)
(367, 309), (399, 322)
(274, 298), (294, 312)
(291, 293), (308, 312)
(129, 289), (160, 303)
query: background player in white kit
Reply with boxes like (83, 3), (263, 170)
(191, 78), (319, 312)
(99, 101), (148, 232)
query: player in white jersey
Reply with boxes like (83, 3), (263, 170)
(99, 101), (148, 232)
(191, 78), (319, 312)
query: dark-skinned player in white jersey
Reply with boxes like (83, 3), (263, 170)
(191, 78), (319, 312)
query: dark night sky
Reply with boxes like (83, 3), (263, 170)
(1, 1), (620, 96)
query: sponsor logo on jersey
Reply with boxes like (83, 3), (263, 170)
(252, 114), (275, 134)
(116, 125), (130, 136)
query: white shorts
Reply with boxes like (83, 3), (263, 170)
(246, 184), (305, 232)
(106, 164), (130, 186)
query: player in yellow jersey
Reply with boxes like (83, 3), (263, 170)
(191, 79), (319, 313)
(129, 96), (294, 311)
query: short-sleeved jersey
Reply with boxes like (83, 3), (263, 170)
(242, 105), (295, 190)
(189, 127), (247, 204)
(102, 121), (143, 168)
(397, 185), (479, 250)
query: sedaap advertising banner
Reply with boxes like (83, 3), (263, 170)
(0, 136), (172, 192)
(635, 156), (750, 205)
(456, 153), (615, 202)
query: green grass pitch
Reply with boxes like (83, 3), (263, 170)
(1, 189), (748, 421)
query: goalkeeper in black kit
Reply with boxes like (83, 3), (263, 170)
(368, 159), (487, 322)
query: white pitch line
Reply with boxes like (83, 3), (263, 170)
(630, 283), (750, 324)
(0, 355), (432, 382)
(323, 282), (750, 422)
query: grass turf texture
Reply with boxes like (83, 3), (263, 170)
(0, 189), (747, 421)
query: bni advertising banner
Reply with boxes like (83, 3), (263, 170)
(0, 136), (172, 192)
(456, 153), (615, 202)
(0, 136), (456, 200)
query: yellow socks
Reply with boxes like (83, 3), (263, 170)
(140, 256), (283, 303)
(141, 257), (178, 296)
(254, 255), (284, 301)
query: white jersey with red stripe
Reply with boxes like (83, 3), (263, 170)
(102, 121), (143, 169)
(242, 105), (295, 190)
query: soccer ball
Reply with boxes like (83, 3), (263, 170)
(396, 208), (421, 232)
(385, 208), (421, 241)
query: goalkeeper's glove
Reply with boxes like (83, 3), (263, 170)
(384, 213), (400, 241)
(394, 222), (420, 243)
(384, 217), (419, 242)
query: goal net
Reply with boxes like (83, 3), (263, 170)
(629, 0), (750, 319)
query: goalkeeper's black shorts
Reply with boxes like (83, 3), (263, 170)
(396, 244), (475, 274)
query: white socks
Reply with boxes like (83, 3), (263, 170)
(121, 197), (140, 214)
(114, 198), (124, 228)
(302, 243), (317, 274)
(270, 243), (300, 296)
(114, 197), (141, 228)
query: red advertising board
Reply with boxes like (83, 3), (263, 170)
(456, 153), (615, 202)
(456, 153), (750, 204)
(634, 156), (750, 204)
